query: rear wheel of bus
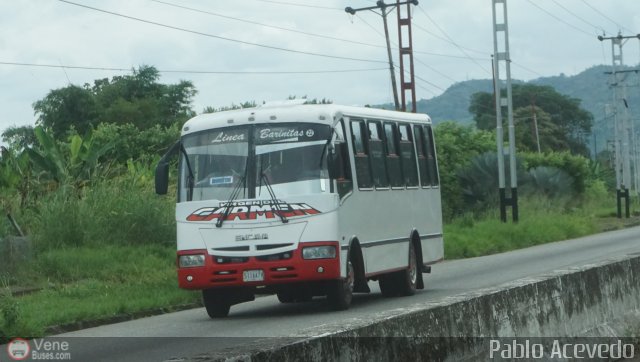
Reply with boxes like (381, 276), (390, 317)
(379, 242), (417, 297)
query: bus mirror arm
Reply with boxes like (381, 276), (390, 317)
(155, 141), (180, 195)
(328, 142), (346, 180)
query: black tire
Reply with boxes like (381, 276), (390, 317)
(398, 242), (418, 296)
(277, 291), (295, 303)
(379, 242), (417, 297)
(327, 260), (354, 311)
(278, 287), (313, 303)
(378, 273), (398, 297)
(202, 289), (231, 318)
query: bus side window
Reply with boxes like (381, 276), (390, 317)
(367, 121), (389, 188)
(350, 120), (373, 189)
(424, 125), (440, 186)
(399, 124), (419, 187)
(384, 122), (404, 188)
(414, 125), (430, 187)
(334, 119), (353, 198)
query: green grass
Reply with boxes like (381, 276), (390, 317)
(445, 210), (598, 259)
(1, 245), (199, 341)
(444, 194), (613, 259)
(0, 178), (634, 342)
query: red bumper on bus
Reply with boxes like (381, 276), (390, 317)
(177, 241), (341, 289)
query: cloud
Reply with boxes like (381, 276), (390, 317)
(0, 0), (638, 135)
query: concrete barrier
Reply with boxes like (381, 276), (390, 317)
(179, 254), (640, 361)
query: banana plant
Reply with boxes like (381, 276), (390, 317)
(0, 147), (33, 207)
(27, 126), (113, 189)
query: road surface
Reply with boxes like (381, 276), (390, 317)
(56, 226), (640, 361)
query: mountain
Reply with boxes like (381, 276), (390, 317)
(376, 64), (640, 154)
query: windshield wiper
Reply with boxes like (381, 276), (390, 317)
(216, 159), (248, 228)
(180, 144), (195, 201)
(260, 170), (288, 224)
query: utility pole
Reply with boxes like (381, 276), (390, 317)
(492, 0), (518, 222)
(530, 96), (541, 154)
(396, 1), (417, 112)
(346, 0), (418, 111)
(598, 32), (640, 218)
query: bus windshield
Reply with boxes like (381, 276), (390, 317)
(180, 123), (332, 202)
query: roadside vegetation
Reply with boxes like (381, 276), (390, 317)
(0, 68), (631, 342)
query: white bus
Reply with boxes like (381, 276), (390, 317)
(155, 102), (443, 318)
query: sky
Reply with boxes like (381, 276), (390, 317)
(1, 0), (639, 136)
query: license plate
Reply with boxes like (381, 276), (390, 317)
(243, 269), (264, 282)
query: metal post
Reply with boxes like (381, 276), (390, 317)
(381, 8), (401, 110)
(598, 33), (640, 217)
(530, 97), (541, 153)
(396, 0), (417, 112)
(492, 0), (518, 222)
(346, 0), (419, 112)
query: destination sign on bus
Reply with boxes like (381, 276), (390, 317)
(205, 124), (330, 146)
(256, 124), (330, 145)
(187, 201), (321, 222)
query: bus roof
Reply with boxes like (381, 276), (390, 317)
(181, 104), (432, 137)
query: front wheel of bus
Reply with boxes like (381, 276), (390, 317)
(327, 260), (354, 311)
(202, 289), (231, 318)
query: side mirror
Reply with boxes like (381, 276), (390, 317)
(155, 141), (181, 195)
(155, 161), (170, 195)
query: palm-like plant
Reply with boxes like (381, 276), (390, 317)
(26, 127), (113, 190)
(523, 166), (575, 198)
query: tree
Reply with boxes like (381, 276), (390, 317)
(91, 66), (197, 129)
(468, 84), (593, 155)
(33, 85), (98, 139)
(203, 101), (257, 114)
(32, 65), (197, 140)
(2, 125), (37, 150)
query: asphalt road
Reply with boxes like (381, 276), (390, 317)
(53, 226), (640, 361)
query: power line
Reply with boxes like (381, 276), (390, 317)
(354, 14), (450, 97)
(413, 73), (445, 92)
(548, 0), (609, 35)
(413, 57), (456, 83)
(394, 64), (445, 92)
(252, 0), (342, 11)
(511, 61), (544, 78)
(524, 0), (595, 38)
(579, 0), (633, 34)
(0, 61), (388, 75)
(354, 14), (474, 89)
(412, 22), (488, 56)
(413, 50), (487, 61)
(151, 0), (386, 50)
(354, 14), (488, 60)
(414, 82), (437, 97)
(414, 4), (491, 75)
(56, 0), (386, 64)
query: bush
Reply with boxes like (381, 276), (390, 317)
(32, 174), (175, 250)
(82, 177), (175, 246)
(92, 122), (180, 164)
(520, 151), (590, 193)
(434, 122), (495, 220)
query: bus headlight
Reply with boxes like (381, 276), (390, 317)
(179, 254), (206, 268)
(302, 246), (336, 260)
